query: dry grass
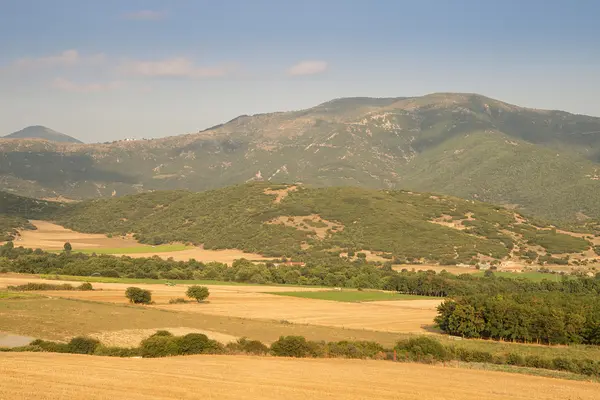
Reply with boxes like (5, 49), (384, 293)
(1, 353), (598, 400)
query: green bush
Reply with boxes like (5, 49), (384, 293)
(67, 337), (100, 354)
(326, 341), (385, 359)
(149, 330), (173, 338)
(506, 353), (526, 366)
(140, 336), (179, 358)
(78, 282), (93, 291)
(8, 282), (75, 291)
(175, 333), (212, 355)
(227, 338), (269, 355)
(186, 286), (210, 302)
(396, 336), (449, 361)
(125, 287), (152, 304)
(94, 346), (140, 357)
(29, 339), (70, 353)
(270, 336), (314, 358)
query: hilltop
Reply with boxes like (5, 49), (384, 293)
(2, 183), (597, 265)
(2, 93), (600, 221)
(3, 126), (82, 144)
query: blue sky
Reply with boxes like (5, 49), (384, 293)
(1, 0), (599, 142)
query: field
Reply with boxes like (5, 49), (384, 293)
(52, 244), (192, 254)
(0, 275), (439, 340)
(271, 290), (436, 302)
(1, 353), (599, 400)
(10, 220), (270, 263)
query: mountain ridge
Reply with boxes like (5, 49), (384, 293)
(1, 93), (600, 222)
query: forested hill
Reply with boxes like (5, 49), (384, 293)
(4, 183), (595, 265)
(2, 93), (600, 222)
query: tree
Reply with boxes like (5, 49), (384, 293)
(186, 285), (209, 302)
(63, 242), (72, 252)
(125, 287), (152, 304)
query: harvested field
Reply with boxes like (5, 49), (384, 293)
(1, 353), (599, 400)
(7, 220), (270, 263)
(0, 296), (402, 346)
(0, 275), (440, 335)
(12, 220), (140, 250)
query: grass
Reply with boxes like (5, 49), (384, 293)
(39, 274), (320, 287)
(50, 244), (192, 255)
(269, 290), (437, 302)
(0, 291), (39, 300)
(473, 271), (568, 282)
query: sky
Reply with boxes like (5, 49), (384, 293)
(1, 0), (599, 143)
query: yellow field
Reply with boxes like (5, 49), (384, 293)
(9, 220), (269, 263)
(0, 276), (440, 334)
(1, 353), (598, 400)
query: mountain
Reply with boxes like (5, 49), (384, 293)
(1, 183), (595, 265)
(1, 93), (600, 222)
(4, 126), (82, 143)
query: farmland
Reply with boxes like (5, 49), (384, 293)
(1, 353), (599, 400)
(270, 290), (436, 302)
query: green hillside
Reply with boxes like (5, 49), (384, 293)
(46, 183), (592, 264)
(0, 192), (63, 240)
(2, 93), (600, 222)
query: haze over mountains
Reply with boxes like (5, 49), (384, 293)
(3, 126), (82, 144)
(1, 92), (600, 222)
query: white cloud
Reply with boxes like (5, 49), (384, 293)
(13, 50), (105, 69)
(120, 57), (233, 78)
(121, 10), (167, 21)
(52, 77), (122, 93)
(287, 60), (328, 76)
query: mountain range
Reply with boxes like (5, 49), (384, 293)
(1, 93), (600, 222)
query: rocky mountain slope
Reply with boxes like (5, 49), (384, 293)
(1, 93), (600, 222)
(3, 126), (82, 144)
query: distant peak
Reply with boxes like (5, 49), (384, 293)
(3, 125), (83, 144)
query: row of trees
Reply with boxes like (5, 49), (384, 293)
(435, 293), (600, 345)
(2, 242), (600, 296)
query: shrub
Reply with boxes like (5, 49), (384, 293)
(125, 287), (152, 304)
(149, 330), (173, 338)
(186, 286), (210, 302)
(271, 336), (314, 358)
(29, 339), (70, 353)
(506, 353), (526, 366)
(396, 336), (449, 361)
(169, 297), (189, 304)
(175, 333), (222, 355)
(8, 282), (75, 291)
(227, 338), (269, 355)
(67, 337), (100, 354)
(94, 346), (141, 357)
(78, 282), (93, 291)
(327, 341), (385, 359)
(140, 336), (179, 358)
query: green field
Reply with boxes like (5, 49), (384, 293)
(51, 244), (192, 255)
(270, 290), (436, 302)
(473, 271), (568, 282)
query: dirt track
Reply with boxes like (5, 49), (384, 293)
(1, 353), (597, 400)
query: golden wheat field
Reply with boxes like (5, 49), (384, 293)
(1, 353), (598, 400)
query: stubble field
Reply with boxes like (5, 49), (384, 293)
(1, 353), (599, 400)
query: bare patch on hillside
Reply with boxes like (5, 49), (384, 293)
(267, 214), (343, 239)
(429, 213), (474, 231)
(264, 185), (297, 203)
